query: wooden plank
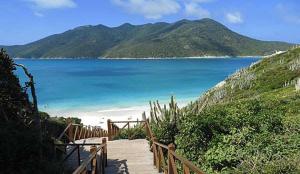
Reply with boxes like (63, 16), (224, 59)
(90, 146), (97, 174)
(170, 151), (204, 174)
(74, 126), (78, 141)
(110, 121), (145, 123)
(183, 164), (190, 174)
(154, 142), (168, 149)
(168, 144), (178, 174)
(78, 126), (83, 139)
(158, 146), (166, 172)
(58, 123), (72, 141)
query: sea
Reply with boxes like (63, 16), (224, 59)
(14, 57), (260, 125)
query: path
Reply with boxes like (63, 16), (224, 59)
(66, 138), (158, 174)
(105, 139), (158, 174)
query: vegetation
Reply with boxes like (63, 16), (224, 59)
(0, 49), (81, 173)
(150, 47), (300, 173)
(114, 127), (146, 140)
(2, 19), (292, 58)
(114, 125), (147, 140)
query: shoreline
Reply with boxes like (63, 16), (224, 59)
(44, 98), (193, 129)
(13, 56), (262, 60)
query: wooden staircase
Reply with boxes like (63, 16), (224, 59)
(55, 117), (204, 174)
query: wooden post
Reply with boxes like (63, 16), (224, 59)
(74, 125), (78, 141)
(92, 127), (95, 137)
(77, 145), (81, 166)
(90, 146), (97, 174)
(102, 138), (107, 167)
(67, 118), (74, 142)
(79, 126), (83, 139)
(153, 137), (157, 167)
(127, 122), (130, 139)
(107, 119), (112, 141)
(83, 127), (87, 139)
(168, 143), (177, 174)
(183, 164), (190, 174)
(89, 126), (92, 138)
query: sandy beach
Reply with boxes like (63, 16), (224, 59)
(45, 99), (192, 129)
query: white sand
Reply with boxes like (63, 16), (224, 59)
(45, 99), (192, 129)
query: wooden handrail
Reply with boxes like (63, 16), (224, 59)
(57, 119), (108, 143)
(143, 115), (205, 174)
(153, 141), (168, 149)
(73, 138), (107, 174)
(110, 120), (145, 123)
(57, 123), (72, 141)
(107, 119), (147, 140)
(170, 150), (204, 174)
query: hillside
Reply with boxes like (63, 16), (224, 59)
(3, 18), (292, 58)
(150, 47), (300, 173)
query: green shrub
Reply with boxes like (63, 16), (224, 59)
(114, 125), (146, 140)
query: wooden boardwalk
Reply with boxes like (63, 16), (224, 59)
(66, 138), (158, 174)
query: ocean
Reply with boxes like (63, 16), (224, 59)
(14, 57), (260, 125)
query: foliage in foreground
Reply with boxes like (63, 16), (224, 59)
(150, 47), (300, 173)
(0, 49), (81, 173)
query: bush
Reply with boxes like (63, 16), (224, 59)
(0, 49), (64, 173)
(114, 125), (146, 140)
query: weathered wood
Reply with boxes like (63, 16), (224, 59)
(102, 138), (107, 167)
(78, 126), (83, 139)
(72, 140), (106, 174)
(154, 141), (168, 149)
(58, 123), (72, 141)
(158, 146), (166, 172)
(67, 119), (74, 142)
(153, 137), (160, 170)
(110, 121), (145, 123)
(107, 119), (112, 141)
(105, 139), (158, 174)
(77, 145), (81, 166)
(168, 144), (178, 174)
(90, 146), (97, 174)
(170, 151), (204, 174)
(183, 164), (190, 174)
(83, 127), (87, 139)
(74, 126), (79, 141)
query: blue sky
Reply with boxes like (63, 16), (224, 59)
(1, 0), (300, 45)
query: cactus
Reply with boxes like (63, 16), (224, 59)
(296, 78), (300, 91)
(288, 58), (300, 71)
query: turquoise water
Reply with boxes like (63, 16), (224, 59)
(14, 58), (260, 113)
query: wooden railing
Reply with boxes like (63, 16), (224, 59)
(106, 119), (120, 141)
(152, 140), (204, 174)
(57, 121), (107, 142)
(55, 119), (108, 174)
(107, 119), (146, 140)
(57, 119), (108, 143)
(72, 139), (107, 174)
(144, 114), (205, 174)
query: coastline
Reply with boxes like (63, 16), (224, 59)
(13, 55), (262, 60)
(44, 98), (193, 129)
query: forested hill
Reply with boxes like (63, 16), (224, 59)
(3, 18), (292, 58)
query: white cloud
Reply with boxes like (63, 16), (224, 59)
(184, 2), (210, 18)
(27, 0), (76, 9)
(112, 0), (180, 19)
(34, 11), (44, 17)
(225, 12), (243, 24)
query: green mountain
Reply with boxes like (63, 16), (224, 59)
(150, 47), (300, 173)
(2, 18), (293, 58)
